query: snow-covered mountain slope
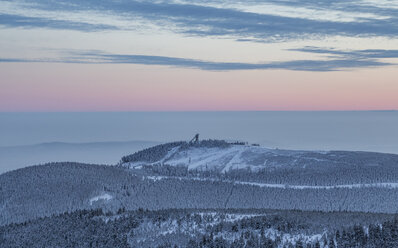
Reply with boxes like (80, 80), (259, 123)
(121, 140), (398, 173)
(3, 144), (398, 225)
(125, 145), (301, 172)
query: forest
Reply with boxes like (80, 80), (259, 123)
(2, 161), (398, 227)
(2, 140), (398, 247)
(2, 208), (398, 248)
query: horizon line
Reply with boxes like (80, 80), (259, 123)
(0, 110), (397, 113)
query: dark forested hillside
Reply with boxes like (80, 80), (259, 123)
(2, 140), (398, 225)
(2, 140), (398, 247)
(0, 162), (141, 225)
(2, 161), (398, 226)
(121, 141), (186, 164)
(1, 208), (397, 248)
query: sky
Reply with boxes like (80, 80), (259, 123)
(1, 0), (398, 111)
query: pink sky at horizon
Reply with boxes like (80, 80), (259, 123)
(1, 63), (397, 112)
(1, 0), (398, 113)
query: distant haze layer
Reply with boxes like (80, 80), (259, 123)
(0, 141), (159, 174)
(0, 111), (397, 152)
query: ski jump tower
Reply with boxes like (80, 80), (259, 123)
(190, 134), (199, 144)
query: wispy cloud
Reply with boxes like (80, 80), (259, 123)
(1, 48), (395, 71)
(1, 0), (398, 40)
(1, 1), (397, 71)
(0, 13), (117, 31)
(291, 47), (398, 59)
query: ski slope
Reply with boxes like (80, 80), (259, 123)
(123, 144), (333, 172)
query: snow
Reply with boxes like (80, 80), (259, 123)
(124, 144), (317, 172)
(196, 212), (265, 222)
(160, 146), (181, 164)
(145, 175), (167, 181)
(236, 181), (398, 189)
(89, 193), (113, 205)
(166, 146), (243, 170)
(127, 143), (398, 191)
(133, 212), (268, 243)
(125, 145), (182, 168)
(133, 211), (326, 247)
(144, 175), (398, 190)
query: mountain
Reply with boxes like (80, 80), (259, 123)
(2, 139), (398, 227)
(121, 140), (398, 185)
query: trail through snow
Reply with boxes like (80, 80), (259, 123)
(144, 176), (398, 190)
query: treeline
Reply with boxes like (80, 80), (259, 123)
(0, 208), (138, 248)
(0, 162), (141, 225)
(121, 141), (185, 164)
(128, 178), (398, 213)
(130, 162), (398, 186)
(3, 162), (398, 225)
(2, 208), (398, 248)
(180, 139), (231, 150)
(120, 140), (231, 164)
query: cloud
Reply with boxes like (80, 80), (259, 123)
(0, 58), (34, 63)
(291, 47), (398, 59)
(0, 48), (395, 71)
(0, 13), (117, 31)
(2, 0), (398, 40)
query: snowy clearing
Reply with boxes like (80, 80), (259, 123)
(89, 193), (113, 205)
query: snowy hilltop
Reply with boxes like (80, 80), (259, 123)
(121, 140), (328, 171)
(121, 139), (398, 176)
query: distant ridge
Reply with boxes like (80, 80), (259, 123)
(0, 140), (160, 173)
